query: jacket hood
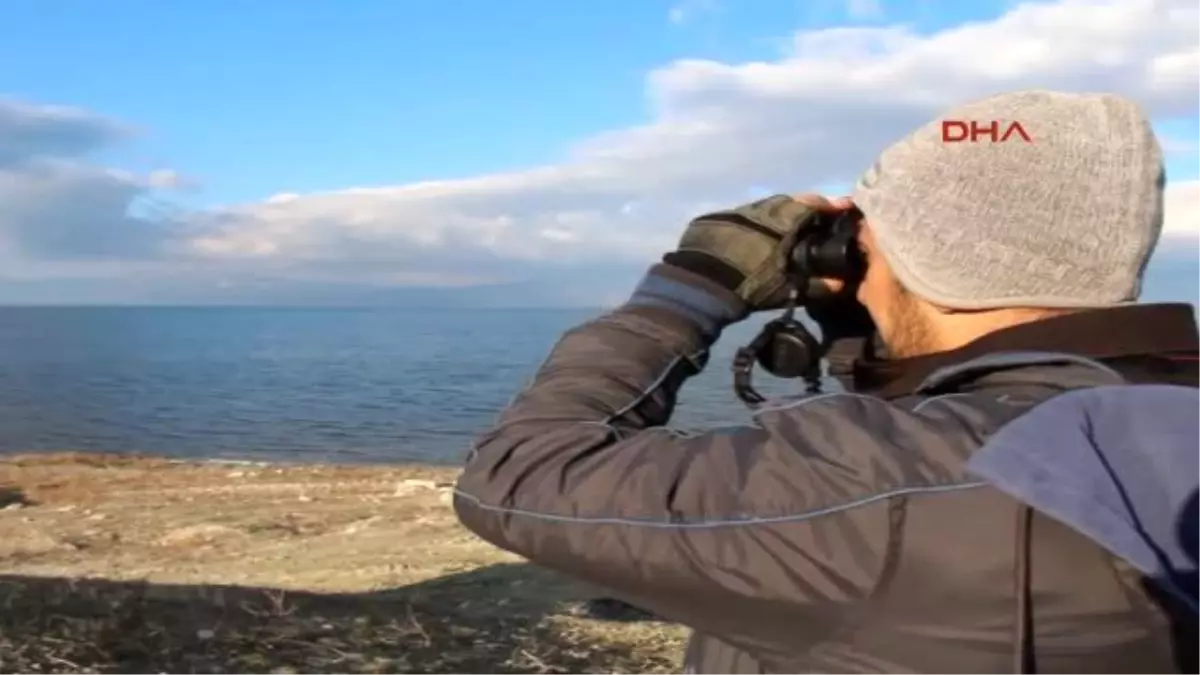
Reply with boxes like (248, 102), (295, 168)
(968, 382), (1199, 613)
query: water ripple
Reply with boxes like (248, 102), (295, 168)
(0, 307), (815, 464)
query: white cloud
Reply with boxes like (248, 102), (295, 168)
(0, 98), (131, 166)
(0, 104), (184, 261)
(190, 0), (1198, 268)
(0, 0), (1196, 304)
(668, 0), (718, 25)
(1163, 179), (1199, 238)
(1160, 132), (1200, 157)
(845, 0), (884, 20)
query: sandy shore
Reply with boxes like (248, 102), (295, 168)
(0, 453), (685, 673)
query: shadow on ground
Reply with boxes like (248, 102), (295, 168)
(0, 564), (684, 674)
(0, 486), (33, 509)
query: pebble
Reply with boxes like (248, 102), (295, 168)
(158, 524), (242, 547)
(394, 478), (441, 497)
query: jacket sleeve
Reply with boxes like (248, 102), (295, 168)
(453, 264), (903, 661)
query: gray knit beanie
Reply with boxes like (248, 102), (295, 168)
(852, 90), (1165, 310)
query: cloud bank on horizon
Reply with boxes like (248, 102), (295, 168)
(0, 0), (1196, 306)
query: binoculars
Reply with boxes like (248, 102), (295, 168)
(791, 206), (865, 282)
(732, 207), (867, 405)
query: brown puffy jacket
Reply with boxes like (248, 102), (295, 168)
(454, 266), (1198, 673)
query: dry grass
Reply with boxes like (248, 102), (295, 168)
(0, 453), (687, 673)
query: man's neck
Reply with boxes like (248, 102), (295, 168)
(926, 307), (1081, 356)
(852, 303), (1199, 399)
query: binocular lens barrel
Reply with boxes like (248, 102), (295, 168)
(791, 235), (863, 280)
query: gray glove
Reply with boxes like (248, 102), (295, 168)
(662, 194), (825, 310)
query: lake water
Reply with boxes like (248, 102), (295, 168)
(0, 307), (808, 464)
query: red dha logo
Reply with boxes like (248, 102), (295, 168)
(941, 120), (1033, 144)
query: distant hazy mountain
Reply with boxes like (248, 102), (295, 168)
(0, 253), (1192, 309)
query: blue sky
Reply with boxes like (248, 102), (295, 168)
(1, 0), (1048, 206)
(0, 0), (1196, 305)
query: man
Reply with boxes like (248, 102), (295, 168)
(453, 90), (1199, 672)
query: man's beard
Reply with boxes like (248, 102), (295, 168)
(879, 280), (941, 359)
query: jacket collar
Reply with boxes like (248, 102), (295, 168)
(850, 303), (1198, 399)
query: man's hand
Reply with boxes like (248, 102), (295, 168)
(663, 194), (853, 311)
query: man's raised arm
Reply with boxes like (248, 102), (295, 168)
(453, 197), (899, 662)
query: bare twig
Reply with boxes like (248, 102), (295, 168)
(45, 654), (84, 672)
(263, 589), (295, 617)
(405, 604), (432, 648)
(518, 647), (558, 674)
(240, 589), (295, 618)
